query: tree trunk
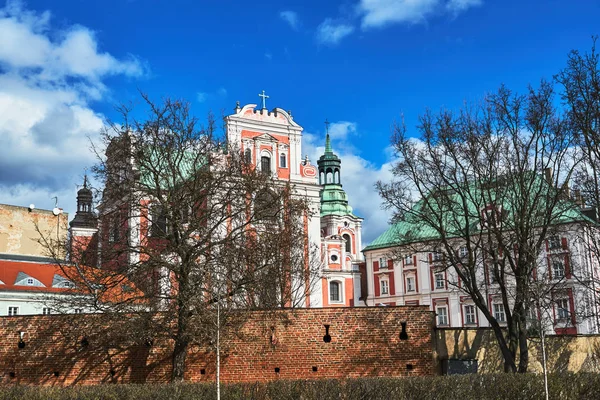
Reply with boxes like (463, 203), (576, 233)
(518, 312), (529, 373)
(489, 321), (517, 372)
(172, 337), (189, 382)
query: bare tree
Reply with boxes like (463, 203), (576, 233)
(556, 38), (600, 333)
(42, 95), (321, 382)
(377, 82), (582, 372)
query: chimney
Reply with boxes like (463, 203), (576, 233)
(562, 181), (570, 198)
(575, 190), (582, 207)
(544, 168), (553, 185)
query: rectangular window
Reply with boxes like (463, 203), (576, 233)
(329, 281), (341, 302)
(406, 277), (415, 292)
(8, 306), (18, 316)
(261, 156), (271, 174)
(557, 299), (569, 320)
(74, 309), (83, 314)
(433, 251), (443, 262)
(108, 215), (120, 242)
(381, 280), (389, 295)
(435, 273), (445, 289)
(548, 236), (561, 250)
(459, 246), (469, 259)
(379, 257), (386, 268)
(404, 255), (413, 265)
(437, 307), (448, 326)
(26, 278), (34, 285)
(42, 308), (51, 315)
(279, 153), (287, 168)
(553, 260), (565, 279)
(493, 303), (506, 322)
(464, 305), (476, 325)
(150, 205), (168, 237)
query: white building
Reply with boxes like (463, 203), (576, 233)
(363, 192), (600, 335)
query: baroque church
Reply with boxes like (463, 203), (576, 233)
(69, 94), (365, 308)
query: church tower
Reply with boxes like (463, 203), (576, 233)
(69, 176), (99, 266)
(318, 123), (363, 307)
(225, 93), (323, 307)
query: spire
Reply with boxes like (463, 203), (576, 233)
(70, 174), (97, 229)
(325, 134), (332, 154)
(324, 119), (333, 154)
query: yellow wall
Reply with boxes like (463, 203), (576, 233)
(436, 328), (600, 373)
(0, 204), (68, 258)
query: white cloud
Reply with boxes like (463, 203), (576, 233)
(197, 87), (227, 103)
(265, 52), (273, 60)
(328, 121), (357, 140)
(316, 19), (355, 45)
(358, 0), (481, 29)
(446, 0), (482, 14)
(303, 123), (397, 246)
(279, 10), (299, 30)
(0, 0), (145, 217)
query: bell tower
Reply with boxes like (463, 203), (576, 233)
(318, 121), (364, 307)
(69, 175), (99, 265)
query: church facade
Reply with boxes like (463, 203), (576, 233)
(69, 95), (364, 308)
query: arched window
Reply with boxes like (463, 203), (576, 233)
(329, 281), (341, 302)
(279, 153), (287, 168)
(334, 169), (340, 184)
(319, 172), (325, 185)
(244, 148), (252, 164)
(326, 169), (333, 184)
(261, 156), (271, 174)
(343, 233), (351, 254)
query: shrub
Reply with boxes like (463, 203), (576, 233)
(1, 374), (600, 400)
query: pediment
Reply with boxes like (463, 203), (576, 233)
(253, 133), (278, 143)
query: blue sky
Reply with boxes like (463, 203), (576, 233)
(1, 0), (600, 244)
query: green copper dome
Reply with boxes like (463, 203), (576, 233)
(317, 133), (358, 218)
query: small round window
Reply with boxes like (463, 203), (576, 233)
(331, 255), (338, 262)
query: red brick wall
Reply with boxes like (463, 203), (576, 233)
(0, 307), (434, 385)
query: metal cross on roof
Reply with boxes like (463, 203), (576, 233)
(258, 90), (269, 109)
(324, 118), (330, 134)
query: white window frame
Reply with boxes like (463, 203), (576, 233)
(380, 279), (389, 295)
(436, 306), (449, 326)
(8, 306), (19, 316)
(74, 308), (83, 314)
(435, 272), (445, 290)
(459, 246), (469, 259)
(493, 303), (506, 322)
(464, 304), (476, 325)
(404, 254), (413, 265)
(548, 236), (561, 250)
(42, 307), (51, 315)
(379, 257), (386, 269)
(406, 276), (415, 292)
(329, 280), (342, 303)
(433, 250), (443, 262)
(279, 153), (287, 168)
(260, 150), (273, 174)
(552, 260), (565, 279)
